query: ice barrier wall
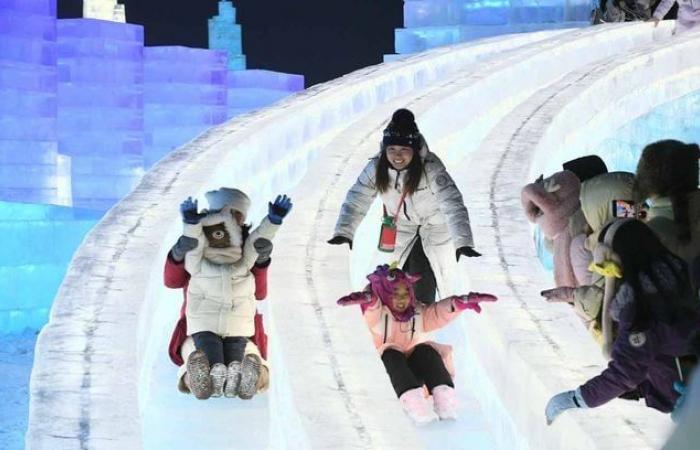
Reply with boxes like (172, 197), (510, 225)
(392, 0), (591, 56)
(27, 23), (700, 450)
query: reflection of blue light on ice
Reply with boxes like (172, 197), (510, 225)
(57, 19), (144, 211)
(143, 47), (228, 168)
(592, 90), (700, 172)
(0, 201), (100, 334)
(397, 0), (591, 54)
(0, 0), (58, 205)
(227, 70), (305, 117)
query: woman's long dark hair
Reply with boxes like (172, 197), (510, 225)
(603, 219), (693, 330)
(375, 146), (424, 195)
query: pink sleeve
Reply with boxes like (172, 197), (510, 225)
(361, 294), (383, 327)
(421, 297), (460, 332)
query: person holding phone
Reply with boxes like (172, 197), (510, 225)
(328, 108), (479, 303)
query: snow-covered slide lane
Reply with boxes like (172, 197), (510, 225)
(27, 22), (695, 450)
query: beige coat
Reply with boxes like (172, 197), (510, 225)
(183, 216), (279, 337)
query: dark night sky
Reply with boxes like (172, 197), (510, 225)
(57, 0), (404, 86)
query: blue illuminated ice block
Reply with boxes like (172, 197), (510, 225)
(226, 69), (305, 117)
(143, 47), (228, 167)
(208, 1), (246, 71)
(394, 0), (591, 55)
(0, 201), (100, 334)
(57, 19), (145, 211)
(0, 0), (59, 205)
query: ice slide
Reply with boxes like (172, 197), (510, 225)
(27, 23), (700, 449)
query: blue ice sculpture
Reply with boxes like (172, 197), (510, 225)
(143, 47), (228, 168)
(57, 19), (145, 211)
(0, 0), (59, 205)
(226, 69), (305, 118)
(208, 1), (246, 71)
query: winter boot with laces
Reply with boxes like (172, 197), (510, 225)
(432, 385), (458, 420)
(238, 354), (262, 400)
(399, 387), (439, 425)
(186, 349), (213, 400)
(224, 360), (242, 398)
(210, 363), (227, 398)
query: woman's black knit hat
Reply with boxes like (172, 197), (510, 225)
(382, 109), (422, 151)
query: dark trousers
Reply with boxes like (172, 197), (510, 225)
(192, 331), (247, 366)
(381, 344), (454, 397)
(402, 235), (437, 304)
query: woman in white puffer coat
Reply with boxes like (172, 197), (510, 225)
(328, 109), (479, 302)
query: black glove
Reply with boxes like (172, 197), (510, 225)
(327, 236), (353, 250)
(456, 246), (481, 261)
(171, 236), (199, 262)
(254, 238), (273, 265)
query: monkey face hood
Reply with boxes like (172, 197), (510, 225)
(200, 208), (243, 264)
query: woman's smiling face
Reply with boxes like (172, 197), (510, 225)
(386, 145), (414, 171)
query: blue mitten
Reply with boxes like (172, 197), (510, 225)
(180, 197), (205, 225)
(268, 194), (293, 225)
(671, 381), (687, 422)
(545, 388), (587, 425)
(171, 236), (198, 262)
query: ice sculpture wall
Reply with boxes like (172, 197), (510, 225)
(393, 0), (591, 55)
(208, 1), (246, 71)
(143, 47), (228, 168)
(0, 0), (59, 205)
(0, 201), (100, 333)
(57, 19), (145, 211)
(226, 69), (305, 117)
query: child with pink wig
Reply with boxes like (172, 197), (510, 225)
(337, 264), (497, 424)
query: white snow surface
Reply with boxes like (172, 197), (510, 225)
(27, 23), (700, 449)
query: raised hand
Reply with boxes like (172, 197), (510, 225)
(540, 287), (575, 303)
(180, 197), (205, 225)
(452, 292), (498, 313)
(268, 194), (293, 225)
(337, 291), (375, 307)
(327, 235), (353, 249)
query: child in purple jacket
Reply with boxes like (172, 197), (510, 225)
(545, 219), (700, 424)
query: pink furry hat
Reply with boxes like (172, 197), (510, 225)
(521, 170), (581, 239)
(367, 264), (421, 322)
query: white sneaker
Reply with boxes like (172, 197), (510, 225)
(399, 387), (439, 425)
(432, 385), (458, 420)
(224, 361), (242, 398)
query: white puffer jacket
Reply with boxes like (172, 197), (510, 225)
(183, 216), (279, 337)
(334, 144), (473, 296)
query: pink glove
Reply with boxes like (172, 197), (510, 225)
(540, 287), (575, 303)
(337, 291), (375, 307)
(452, 292), (498, 313)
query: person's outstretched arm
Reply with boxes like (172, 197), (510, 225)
(330, 159), (379, 247)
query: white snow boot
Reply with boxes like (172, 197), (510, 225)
(238, 354), (262, 400)
(224, 360), (242, 398)
(432, 385), (458, 420)
(186, 349), (213, 400)
(210, 363), (227, 398)
(399, 387), (439, 425)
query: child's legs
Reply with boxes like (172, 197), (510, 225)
(381, 348), (422, 397)
(407, 344), (454, 394)
(223, 336), (248, 365)
(192, 331), (225, 366)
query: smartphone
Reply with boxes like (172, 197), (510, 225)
(612, 199), (638, 219)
